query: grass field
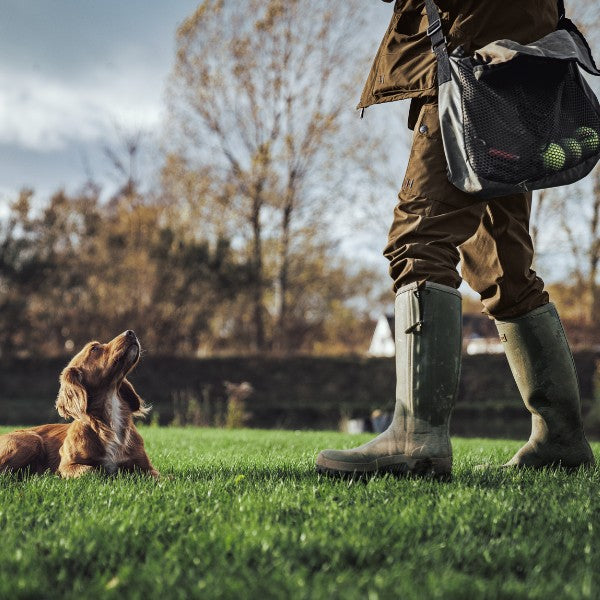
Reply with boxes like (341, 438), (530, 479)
(0, 427), (598, 600)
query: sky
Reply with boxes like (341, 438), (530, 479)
(0, 1), (393, 197)
(0, 0), (206, 201)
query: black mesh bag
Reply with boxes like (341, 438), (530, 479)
(425, 0), (600, 198)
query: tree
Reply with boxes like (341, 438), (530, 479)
(549, 168), (600, 326)
(0, 189), (40, 356)
(165, 0), (372, 352)
(0, 185), (246, 357)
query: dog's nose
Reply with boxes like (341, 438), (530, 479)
(125, 330), (136, 339)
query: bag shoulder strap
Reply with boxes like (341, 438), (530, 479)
(423, 0), (451, 84)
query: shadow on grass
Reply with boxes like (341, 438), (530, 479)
(160, 464), (489, 486)
(162, 460), (600, 488)
(2, 462), (598, 489)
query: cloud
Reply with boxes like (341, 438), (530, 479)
(0, 0), (196, 153)
(0, 62), (164, 151)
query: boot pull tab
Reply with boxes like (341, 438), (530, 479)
(405, 288), (425, 334)
(405, 321), (423, 334)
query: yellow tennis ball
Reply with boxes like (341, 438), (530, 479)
(541, 143), (566, 171)
(574, 126), (600, 157)
(559, 137), (583, 167)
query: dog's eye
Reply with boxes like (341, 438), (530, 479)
(91, 345), (102, 354)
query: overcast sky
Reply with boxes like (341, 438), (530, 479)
(0, 0), (199, 200)
(0, 1), (393, 197)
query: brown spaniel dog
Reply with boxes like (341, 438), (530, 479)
(0, 330), (158, 478)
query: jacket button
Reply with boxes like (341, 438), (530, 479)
(419, 125), (428, 134)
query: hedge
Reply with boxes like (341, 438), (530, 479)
(1, 353), (598, 439)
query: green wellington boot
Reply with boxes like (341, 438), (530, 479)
(496, 303), (595, 469)
(316, 282), (462, 478)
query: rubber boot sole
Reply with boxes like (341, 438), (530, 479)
(315, 454), (452, 480)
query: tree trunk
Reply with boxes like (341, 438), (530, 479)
(589, 170), (600, 327)
(275, 201), (293, 353)
(250, 195), (266, 352)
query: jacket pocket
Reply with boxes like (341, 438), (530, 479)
(372, 1), (437, 96)
(385, 0), (426, 54)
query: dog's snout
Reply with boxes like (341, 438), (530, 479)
(124, 330), (136, 339)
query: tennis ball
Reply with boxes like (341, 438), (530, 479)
(574, 126), (600, 157)
(559, 137), (583, 167)
(541, 143), (566, 171)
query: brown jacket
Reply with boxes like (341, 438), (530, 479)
(359, 0), (559, 109)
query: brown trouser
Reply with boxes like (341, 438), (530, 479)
(384, 101), (549, 320)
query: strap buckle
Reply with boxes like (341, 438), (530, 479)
(426, 19), (442, 37)
(426, 18), (446, 52)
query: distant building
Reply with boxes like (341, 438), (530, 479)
(368, 315), (396, 357)
(368, 313), (504, 357)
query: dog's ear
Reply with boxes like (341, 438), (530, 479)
(56, 367), (87, 420)
(118, 378), (149, 417)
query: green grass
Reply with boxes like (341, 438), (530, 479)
(0, 428), (599, 600)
